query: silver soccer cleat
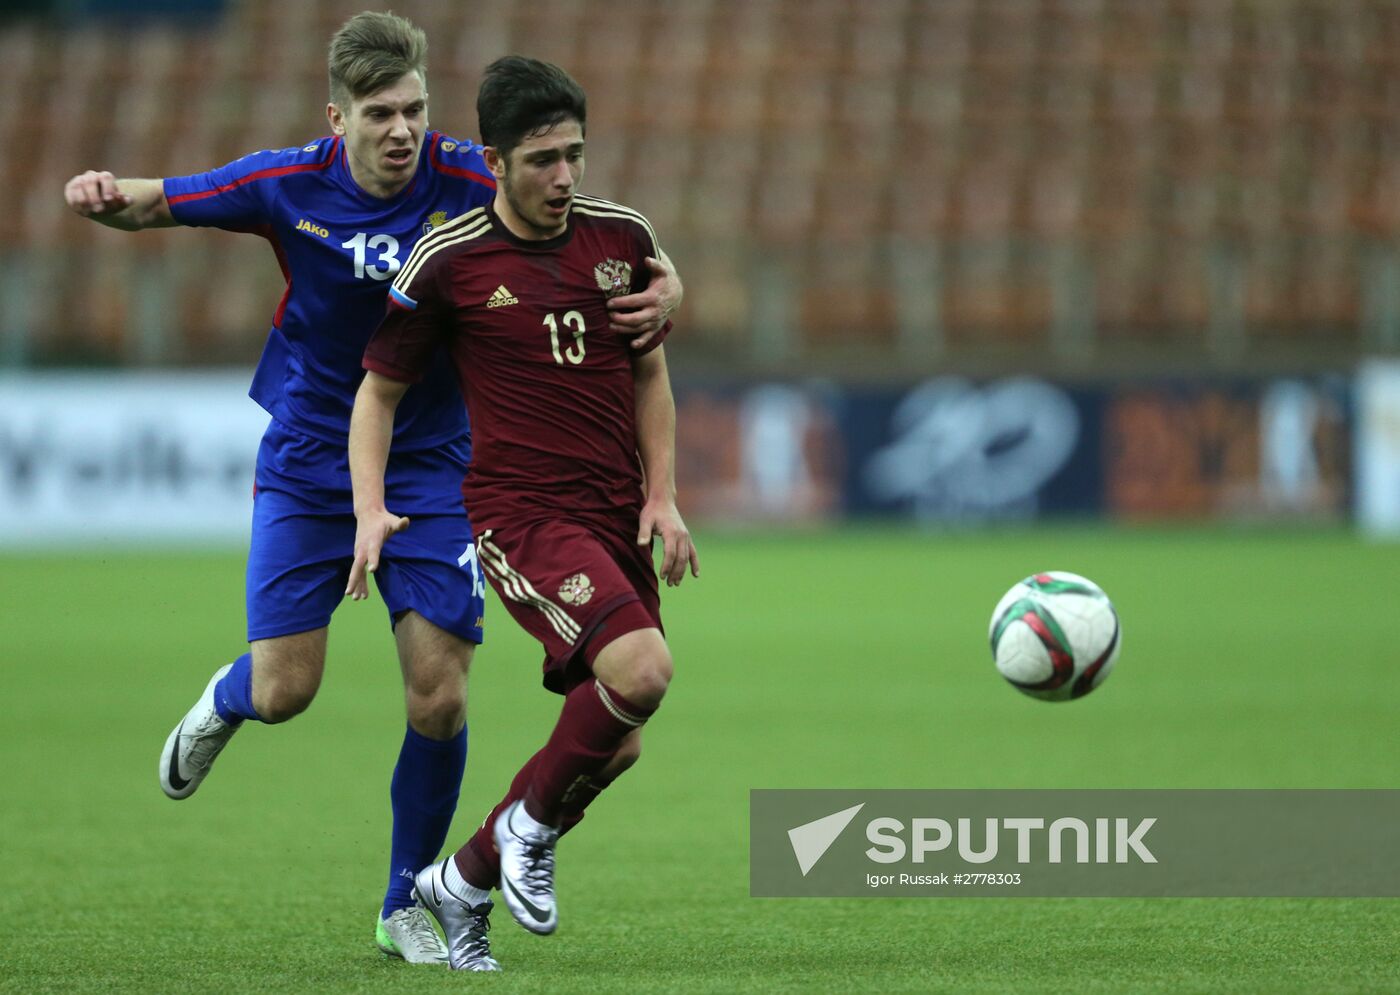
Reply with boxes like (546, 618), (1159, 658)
(493, 800), (560, 935)
(375, 904), (450, 965)
(412, 859), (502, 971)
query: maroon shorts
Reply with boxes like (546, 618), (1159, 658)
(475, 517), (662, 693)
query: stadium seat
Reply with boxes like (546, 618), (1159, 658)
(12, 0), (1400, 365)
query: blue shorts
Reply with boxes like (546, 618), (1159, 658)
(245, 420), (485, 644)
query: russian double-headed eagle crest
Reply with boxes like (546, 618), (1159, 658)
(558, 573), (595, 605)
(593, 259), (633, 298)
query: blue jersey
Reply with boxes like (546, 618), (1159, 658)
(164, 131), (496, 450)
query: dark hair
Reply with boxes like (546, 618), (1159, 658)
(328, 11), (427, 107)
(477, 56), (587, 158)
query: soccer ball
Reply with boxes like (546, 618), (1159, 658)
(988, 572), (1120, 701)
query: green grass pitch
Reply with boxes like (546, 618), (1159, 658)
(2, 526), (1396, 993)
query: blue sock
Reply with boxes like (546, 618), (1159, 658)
(213, 653), (263, 724)
(383, 724), (467, 917)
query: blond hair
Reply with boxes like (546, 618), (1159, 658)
(328, 11), (427, 107)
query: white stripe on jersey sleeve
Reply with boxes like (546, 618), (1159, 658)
(393, 208), (491, 294)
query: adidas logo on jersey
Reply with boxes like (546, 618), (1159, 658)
(487, 285), (519, 308)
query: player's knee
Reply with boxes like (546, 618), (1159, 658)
(257, 677), (318, 723)
(398, 618), (473, 736)
(593, 629), (673, 709)
(619, 648), (673, 710)
(407, 680), (466, 739)
(250, 631), (326, 723)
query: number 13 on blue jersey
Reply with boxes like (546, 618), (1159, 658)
(457, 543), (486, 599)
(343, 232), (401, 281)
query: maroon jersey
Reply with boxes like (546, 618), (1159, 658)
(364, 195), (670, 528)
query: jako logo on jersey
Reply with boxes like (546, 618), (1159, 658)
(558, 573), (594, 605)
(295, 219), (329, 238)
(422, 210), (449, 235)
(594, 259), (632, 298)
(441, 141), (457, 152)
(487, 285), (519, 308)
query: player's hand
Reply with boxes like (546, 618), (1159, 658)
(638, 498), (699, 587)
(63, 170), (134, 217)
(607, 255), (682, 348)
(346, 509), (411, 600)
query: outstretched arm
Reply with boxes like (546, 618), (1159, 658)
(632, 345), (699, 586)
(63, 171), (176, 230)
(607, 248), (684, 347)
(346, 371), (413, 600)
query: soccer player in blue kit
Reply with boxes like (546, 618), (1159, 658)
(61, 12), (680, 965)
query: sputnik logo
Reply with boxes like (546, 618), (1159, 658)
(787, 804), (865, 876)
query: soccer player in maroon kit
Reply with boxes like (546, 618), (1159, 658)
(347, 56), (698, 970)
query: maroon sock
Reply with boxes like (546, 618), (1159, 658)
(452, 681), (648, 889)
(558, 773), (610, 831)
(454, 771), (613, 889)
(523, 679), (652, 825)
(454, 749), (545, 889)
